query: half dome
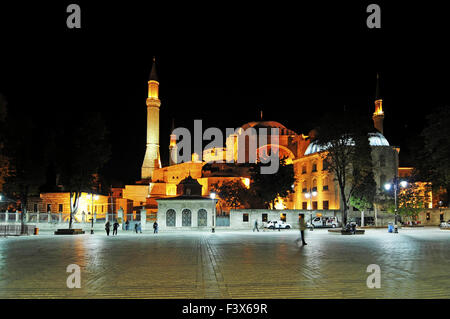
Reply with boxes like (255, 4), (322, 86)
(304, 132), (390, 156)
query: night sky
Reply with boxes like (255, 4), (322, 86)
(1, 1), (449, 185)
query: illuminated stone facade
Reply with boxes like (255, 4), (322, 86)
(122, 68), (402, 219)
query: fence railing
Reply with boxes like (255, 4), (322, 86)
(0, 224), (35, 236)
(0, 211), (126, 224)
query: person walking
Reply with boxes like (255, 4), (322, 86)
(105, 221), (111, 236)
(296, 214), (307, 245)
(112, 221), (119, 236)
(153, 221), (158, 234)
(134, 222), (138, 234)
(137, 222), (142, 234)
(253, 219), (259, 232)
(125, 220), (129, 231)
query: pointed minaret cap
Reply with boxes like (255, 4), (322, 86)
(149, 56), (159, 81)
(375, 72), (381, 100)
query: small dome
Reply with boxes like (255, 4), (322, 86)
(304, 132), (390, 156)
(176, 175), (203, 196)
(178, 175), (201, 186)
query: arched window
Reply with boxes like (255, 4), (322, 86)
(182, 209), (192, 226)
(166, 209), (176, 227)
(312, 179), (317, 192)
(198, 209), (207, 227)
(323, 177), (329, 191)
(322, 159), (329, 171)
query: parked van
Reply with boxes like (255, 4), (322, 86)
(307, 216), (340, 228)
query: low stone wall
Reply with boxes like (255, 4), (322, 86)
(347, 208), (450, 226)
(229, 209), (341, 229)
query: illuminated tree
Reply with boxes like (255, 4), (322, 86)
(386, 183), (430, 222)
(250, 157), (295, 209)
(350, 170), (377, 214)
(211, 180), (248, 209)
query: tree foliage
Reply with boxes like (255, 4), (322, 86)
(386, 183), (430, 220)
(211, 180), (249, 209)
(0, 94), (9, 192)
(250, 157), (295, 209)
(412, 106), (450, 205)
(55, 112), (111, 228)
(315, 111), (375, 225)
(2, 104), (48, 230)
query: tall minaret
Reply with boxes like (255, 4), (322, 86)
(142, 57), (161, 180)
(169, 118), (178, 165)
(372, 73), (384, 134)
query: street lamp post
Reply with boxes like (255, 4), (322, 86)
(304, 188), (317, 227)
(210, 192), (216, 233)
(384, 178), (408, 230)
(91, 194), (99, 234)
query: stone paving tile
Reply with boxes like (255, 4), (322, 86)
(0, 228), (449, 298)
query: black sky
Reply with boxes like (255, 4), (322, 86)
(1, 1), (450, 185)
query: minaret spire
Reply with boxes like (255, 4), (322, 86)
(142, 57), (161, 180)
(169, 118), (178, 166)
(149, 56), (158, 81)
(372, 72), (384, 134)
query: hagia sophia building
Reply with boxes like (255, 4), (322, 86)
(118, 60), (401, 216)
(29, 59), (433, 225)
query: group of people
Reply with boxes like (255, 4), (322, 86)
(252, 215), (308, 246)
(104, 221), (120, 236)
(104, 220), (159, 235)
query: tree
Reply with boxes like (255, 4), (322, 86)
(55, 112), (111, 229)
(2, 111), (48, 232)
(350, 171), (377, 212)
(315, 111), (374, 226)
(386, 183), (430, 222)
(250, 157), (295, 209)
(410, 106), (450, 205)
(0, 93), (10, 192)
(211, 180), (248, 209)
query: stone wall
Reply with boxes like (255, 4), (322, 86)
(230, 209), (342, 229)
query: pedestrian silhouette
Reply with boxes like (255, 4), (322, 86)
(296, 214), (307, 246)
(253, 220), (259, 232)
(113, 221), (119, 235)
(105, 221), (111, 236)
(153, 221), (158, 234)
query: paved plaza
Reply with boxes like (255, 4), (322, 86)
(0, 227), (449, 299)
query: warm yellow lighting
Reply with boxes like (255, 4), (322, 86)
(374, 99), (383, 115)
(148, 81), (159, 99)
(274, 197), (286, 210)
(169, 135), (177, 147)
(241, 178), (250, 189)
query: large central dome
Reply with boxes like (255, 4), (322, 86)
(240, 121), (297, 135)
(304, 132), (390, 155)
